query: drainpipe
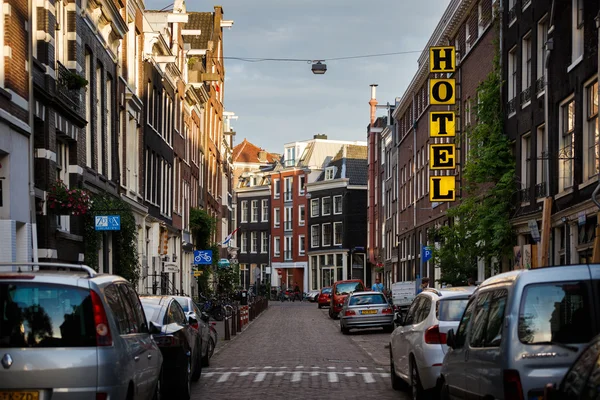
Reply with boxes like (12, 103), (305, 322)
(412, 91), (418, 281)
(28, 0), (38, 262)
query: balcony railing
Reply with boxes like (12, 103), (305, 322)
(520, 87), (532, 105)
(519, 187), (531, 203)
(56, 62), (83, 112)
(508, 4), (517, 24)
(507, 97), (517, 115)
(535, 76), (545, 94)
(535, 182), (547, 198)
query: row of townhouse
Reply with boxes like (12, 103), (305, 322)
(368, 0), (599, 289)
(0, 0), (235, 297)
(230, 135), (371, 293)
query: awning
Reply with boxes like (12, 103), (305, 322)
(217, 258), (230, 268)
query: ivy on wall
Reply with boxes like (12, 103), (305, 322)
(83, 194), (140, 284)
(432, 37), (516, 286)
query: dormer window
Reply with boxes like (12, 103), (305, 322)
(325, 167), (336, 180)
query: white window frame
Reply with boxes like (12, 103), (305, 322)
(537, 15), (548, 96)
(284, 237), (293, 260)
(559, 95), (576, 192)
(298, 235), (305, 256)
(325, 167), (335, 180)
(56, 141), (70, 232)
(521, 133), (531, 191)
(298, 204), (305, 226)
(583, 79), (599, 182)
(241, 232), (248, 253)
(321, 196), (331, 216)
(284, 177), (293, 201)
(251, 200), (259, 223)
(261, 232), (268, 253)
(310, 198), (320, 217)
(536, 124), (547, 192)
(508, 46), (518, 108)
(333, 195), (342, 214)
(273, 207), (280, 228)
(273, 179), (280, 199)
(569, 0), (584, 71)
(251, 231), (258, 254)
(333, 222), (342, 246)
(284, 206), (293, 232)
(311, 225), (320, 248)
(298, 175), (306, 196)
(521, 32), (532, 108)
(241, 201), (249, 223)
(261, 199), (269, 222)
(273, 236), (280, 257)
(322, 223), (332, 247)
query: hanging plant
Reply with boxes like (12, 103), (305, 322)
(62, 71), (88, 90)
(47, 180), (91, 216)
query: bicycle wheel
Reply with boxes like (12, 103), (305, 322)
(212, 306), (224, 321)
(208, 336), (216, 358)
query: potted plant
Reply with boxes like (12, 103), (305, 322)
(62, 71), (88, 90)
(47, 180), (91, 216)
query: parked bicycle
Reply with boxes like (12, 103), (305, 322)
(200, 311), (218, 358)
(197, 293), (225, 321)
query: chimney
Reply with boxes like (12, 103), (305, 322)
(369, 84), (378, 126)
(258, 150), (267, 162)
(313, 134), (328, 140)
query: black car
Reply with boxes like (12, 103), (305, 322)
(140, 296), (202, 400)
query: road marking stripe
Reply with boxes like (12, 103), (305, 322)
(239, 371), (250, 376)
(254, 372), (266, 382)
(217, 372), (231, 383)
(363, 372), (375, 383)
(328, 372), (338, 383)
(345, 372), (355, 377)
(203, 372), (215, 377)
(292, 371), (303, 382)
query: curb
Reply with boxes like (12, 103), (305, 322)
(211, 306), (269, 358)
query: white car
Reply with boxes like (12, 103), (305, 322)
(389, 286), (475, 399)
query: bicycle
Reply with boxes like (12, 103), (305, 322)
(208, 322), (218, 358)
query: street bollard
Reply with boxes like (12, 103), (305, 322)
(249, 305), (254, 321)
(231, 307), (237, 337)
(224, 313), (230, 341)
(237, 308), (242, 332)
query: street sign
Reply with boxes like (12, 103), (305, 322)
(95, 215), (121, 231)
(193, 270), (203, 277)
(163, 263), (179, 273)
(193, 250), (212, 265)
(421, 245), (433, 263)
(528, 220), (541, 243)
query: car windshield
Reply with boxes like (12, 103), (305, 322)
(437, 298), (469, 321)
(335, 282), (364, 295)
(322, 288), (331, 294)
(0, 282), (95, 348)
(349, 294), (386, 306)
(518, 281), (593, 344)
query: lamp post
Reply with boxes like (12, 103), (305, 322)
(311, 61), (327, 75)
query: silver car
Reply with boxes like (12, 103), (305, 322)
(0, 262), (162, 400)
(339, 291), (395, 334)
(440, 265), (600, 400)
(173, 296), (210, 366)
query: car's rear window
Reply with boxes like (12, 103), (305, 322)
(0, 283), (95, 348)
(349, 294), (387, 306)
(437, 298), (469, 321)
(335, 282), (364, 295)
(518, 281), (593, 344)
(174, 297), (189, 312)
(140, 301), (163, 324)
(322, 288), (331, 294)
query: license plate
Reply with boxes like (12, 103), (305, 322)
(360, 309), (377, 315)
(0, 392), (39, 400)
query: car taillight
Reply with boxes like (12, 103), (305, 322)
(503, 369), (524, 400)
(424, 325), (446, 344)
(96, 394), (107, 400)
(191, 322), (199, 330)
(90, 290), (112, 347)
(154, 335), (180, 347)
(382, 307), (393, 314)
(344, 310), (356, 316)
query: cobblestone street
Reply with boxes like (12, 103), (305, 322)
(191, 301), (409, 399)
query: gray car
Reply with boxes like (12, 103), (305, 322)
(0, 262), (162, 400)
(173, 296), (210, 366)
(440, 264), (600, 400)
(339, 291), (395, 334)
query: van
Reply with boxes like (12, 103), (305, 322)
(329, 279), (365, 319)
(439, 265), (600, 400)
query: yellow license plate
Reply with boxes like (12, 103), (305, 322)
(0, 392), (39, 400)
(360, 309), (377, 315)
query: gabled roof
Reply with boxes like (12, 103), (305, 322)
(184, 12), (213, 49)
(316, 144), (368, 185)
(297, 141), (349, 169)
(232, 139), (278, 164)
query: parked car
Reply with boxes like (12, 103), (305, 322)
(306, 290), (320, 302)
(389, 286), (475, 398)
(140, 296), (202, 400)
(0, 262), (162, 400)
(317, 287), (332, 309)
(440, 265), (600, 400)
(173, 296), (210, 366)
(329, 279), (366, 319)
(544, 332), (600, 400)
(339, 291), (394, 334)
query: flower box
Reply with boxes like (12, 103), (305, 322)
(47, 180), (91, 216)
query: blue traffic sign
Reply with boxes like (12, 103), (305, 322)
(421, 245), (433, 263)
(193, 250), (212, 265)
(95, 215), (121, 231)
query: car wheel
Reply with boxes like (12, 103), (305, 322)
(384, 324), (395, 333)
(191, 341), (202, 381)
(179, 357), (192, 400)
(390, 353), (405, 391)
(341, 324), (349, 335)
(153, 370), (162, 400)
(410, 357), (424, 400)
(439, 377), (450, 400)
(212, 307), (224, 321)
(318, 303), (322, 309)
(329, 308), (334, 319)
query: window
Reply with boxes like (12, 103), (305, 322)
(284, 207), (293, 231)
(322, 223), (332, 247)
(414, 297), (432, 324)
(284, 237), (293, 260)
(571, 0), (584, 66)
(96, 66), (103, 175)
(508, 47), (518, 107)
(284, 146), (295, 167)
(261, 199), (269, 222)
(465, 18), (471, 53)
(453, 298), (476, 348)
(106, 78), (113, 179)
(437, 298), (469, 322)
(298, 235), (305, 256)
(85, 52), (92, 167)
(273, 237), (280, 256)
(559, 97), (575, 191)
(334, 222), (342, 246)
(261, 232), (268, 253)
(273, 179), (280, 198)
(251, 200), (259, 222)
(521, 134), (531, 191)
(241, 232), (248, 253)
(284, 177), (293, 201)
(333, 195), (342, 214)
(469, 290), (508, 348)
(537, 16), (548, 94)
(311, 198), (320, 217)
(298, 205), (305, 226)
(464, 98), (471, 126)
(325, 167), (336, 180)
(274, 208), (280, 228)
(584, 81), (599, 181)
(251, 232), (258, 253)
(519, 282), (592, 344)
(239, 264), (250, 289)
(299, 175), (306, 195)
(322, 197), (332, 216)
(56, 140), (70, 231)
(241, 201), (249, 223)
(536, 124), (547, 194)
(311, 225), (320, 248)
(521, 33), (532, 105)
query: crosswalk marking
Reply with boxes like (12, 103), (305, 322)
(200, 368), (390, 385)
(292, 371), (302, 382)
(363, 372), (375, 383)
(254, 372), (266, 382)
(217, 372), (231, 383)
(328, 372), (338, 383)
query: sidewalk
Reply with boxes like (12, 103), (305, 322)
(209, 303), (268, 356)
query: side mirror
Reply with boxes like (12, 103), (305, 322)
(394, 313), (404, 326)
(200, 312), (210, 322)
(446, 329), (456, 349)
(149, 321), (162, 335)
(188, 316), (198, 325)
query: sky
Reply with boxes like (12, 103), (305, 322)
(145, 0), (450, 154)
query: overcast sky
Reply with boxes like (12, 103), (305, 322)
(146, 0), (449, 153)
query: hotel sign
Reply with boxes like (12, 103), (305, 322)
(428, 46), (457, 202)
